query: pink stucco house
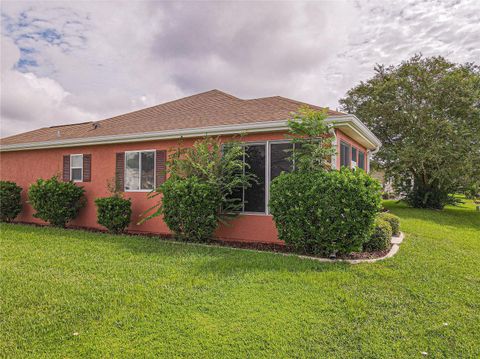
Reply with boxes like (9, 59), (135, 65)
(0, 90), (381, 244)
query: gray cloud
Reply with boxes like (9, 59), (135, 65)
(1, 0), (479, 137)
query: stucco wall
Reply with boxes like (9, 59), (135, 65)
(0, 129), (367, 243)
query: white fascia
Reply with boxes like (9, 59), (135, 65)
(0, 114), (381, 152)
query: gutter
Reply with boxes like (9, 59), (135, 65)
(0, 115), (381, 152)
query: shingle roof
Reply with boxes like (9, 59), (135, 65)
(1, 89), (345, 146)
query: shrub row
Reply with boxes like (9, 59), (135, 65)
(2, 170), (399, 256)
(0, 178), (131, 233)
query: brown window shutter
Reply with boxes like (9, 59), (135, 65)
(63, 155), (70, 181)
(83, 154), (92, 182)
(115, 152), (125, 192)
(156, 150), (167, 187)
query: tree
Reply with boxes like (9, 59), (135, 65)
(287, 106), (336, 172)
(340, 55), (480, 209)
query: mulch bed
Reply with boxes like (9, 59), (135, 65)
(9, 221), (390, 260)
(211, 238), (393, 260)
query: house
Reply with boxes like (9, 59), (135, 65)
(0, 90), (381, 243)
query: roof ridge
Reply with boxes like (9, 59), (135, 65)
(97, 89), (240, 124)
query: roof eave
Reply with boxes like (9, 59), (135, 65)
(0, 115), (381, 152)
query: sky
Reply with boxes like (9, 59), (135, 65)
(1, 0), (479, 138)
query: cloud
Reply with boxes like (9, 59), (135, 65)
(1, 0), (479, 137)
(1, 36), (96, 137)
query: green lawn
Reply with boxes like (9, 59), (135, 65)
(1, 200), (479, 358)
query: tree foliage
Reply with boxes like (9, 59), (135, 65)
(287, 106), (336, 172)
(340, 55), (480, 209)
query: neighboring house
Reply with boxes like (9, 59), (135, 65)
(370, 169), (395, 197)
(0, 90), (381, 243)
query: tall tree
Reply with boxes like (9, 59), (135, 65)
(340, 55), (480, 209)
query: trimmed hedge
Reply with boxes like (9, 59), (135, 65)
(269, 168), (382, 256)
(364, 218), (392, 252)
(161, 176), (221, 242)
(95, 196), (132, 233)
(0, 181), (22, 222)
(379, 212), (400, 236)
(28, 176), (85, 227)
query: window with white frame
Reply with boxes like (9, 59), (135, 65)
(125, 151), (155, 191)
(231, 141), (298, 214)
(70, 154), (83, 182)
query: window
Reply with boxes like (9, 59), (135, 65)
(351, 147), (357, 167)
(270, 142), (294, 182)
(125, 151), (155, 191)
(340, 141), (351, 168)
(70, 154), (83, 182)
(243, 145), (266, 212)
(358, 151), (365, 170)
(230, 142), (297, 214)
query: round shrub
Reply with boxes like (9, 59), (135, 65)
(95, 196), (132, 233)
(363, 218), (392, 252)
(0, 181), (22, 222)
(379, 212), (400, 236)
(28, 176), (85, 227)
(161, 176), (222, 242)
(269, 168), (382, 256)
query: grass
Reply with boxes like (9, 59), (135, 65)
(1, 200), (479, 358)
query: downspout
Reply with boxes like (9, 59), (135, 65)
(329, 127), (337, 170)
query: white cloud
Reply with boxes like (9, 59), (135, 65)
(1, 37), (96, 137)
(1, 0), (479, 137)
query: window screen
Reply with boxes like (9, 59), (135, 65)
(358, 151), (365, 170)
(351, 147), (357, 166)
(270, 143), (293, 182)
(244, 144), (266, 213)
(340, 142), (351, 168)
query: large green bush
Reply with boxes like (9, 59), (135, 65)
(363, 218), (392, 252)
(378, 212), (400, 236)
(0, 181), (22, 222)
(28, 176), (85, 227)
(270, 168), (382, 256)
(95, 196), (132, 233)
(161, 176), (222, 242)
